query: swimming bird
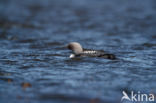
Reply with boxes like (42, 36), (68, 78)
(67, 42), (116, 59)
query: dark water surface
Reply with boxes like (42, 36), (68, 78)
(0, 0), (156, 103)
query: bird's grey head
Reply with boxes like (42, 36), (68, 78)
(67, 42), (83, 54)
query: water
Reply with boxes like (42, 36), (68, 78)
(0, 0), (156, 103)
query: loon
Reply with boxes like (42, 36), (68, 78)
(67, 42), (116, 59)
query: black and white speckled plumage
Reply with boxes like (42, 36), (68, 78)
(67, 42), (116, 60)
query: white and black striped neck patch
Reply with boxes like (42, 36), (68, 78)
(83, 50), (97, 54)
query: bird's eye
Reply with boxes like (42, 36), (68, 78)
(67, 45), (73, 50)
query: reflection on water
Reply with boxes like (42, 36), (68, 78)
(0, 0), (156, 103)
